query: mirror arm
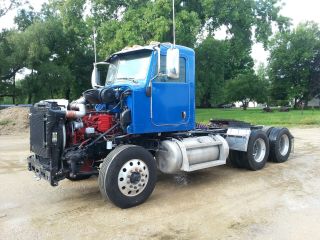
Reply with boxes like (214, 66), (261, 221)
(146, 74), (159, 97)
(157, 47), (161, 74)
(146, 48), (162, 97)
(146, 86), (152, 97)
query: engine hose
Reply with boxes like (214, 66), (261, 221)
(119, 90), (131, 110)
(84, 122), (120, 149)
(108, 101), (120, 112)
(79, 138), (92, 149)
(65, 97), (87, 119)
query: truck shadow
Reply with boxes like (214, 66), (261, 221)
(54, 163), (271, 209)
(157, 164), (242, 187)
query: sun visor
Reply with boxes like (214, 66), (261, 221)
(105, 46), (155, 62)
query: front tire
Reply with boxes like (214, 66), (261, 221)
(98, 145), (157, 208)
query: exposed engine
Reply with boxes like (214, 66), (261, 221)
(69, 112), (115, 145)
(28, 86), (131, 185)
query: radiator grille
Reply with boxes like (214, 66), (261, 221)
(30, 107), (51, 158)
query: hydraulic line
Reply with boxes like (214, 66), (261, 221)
(85, 123), (120, 148)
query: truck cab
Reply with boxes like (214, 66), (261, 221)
(93, 43), (195, 134)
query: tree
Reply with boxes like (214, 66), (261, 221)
(256, 63), (271, 105)
(196, 37), (229, 107)
(202, 0), (290, 78)
(0, 0), (290, 105)
(46, 0), (94, 99)
(309, 49), (320, 99)
(97, 0), (201, 57)
(20, 63), (74, 102)
(226, 71), (268, 110)
(1, 18), (77, 103)
(0, 29), (27, 103)
(1, 1), (95, 104)
(269, 22), (320, 107)
(94, 0), (288, 60)
(14, 7), (40, 31)
(92, 0), (287, 108)
(0, 0), (21, 17)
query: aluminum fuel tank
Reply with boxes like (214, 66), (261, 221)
(156, 135), (229, 174)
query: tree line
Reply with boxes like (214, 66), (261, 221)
(0, 0), (319, 109)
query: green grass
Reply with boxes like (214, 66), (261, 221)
(196, 108), (320, 127)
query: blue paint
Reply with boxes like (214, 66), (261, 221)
(107, 44), (195, 134)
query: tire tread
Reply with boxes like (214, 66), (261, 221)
(98, 145), (157, 208)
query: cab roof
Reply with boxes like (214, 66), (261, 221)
(105, 42), (194, 62)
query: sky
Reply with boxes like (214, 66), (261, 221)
(0, 0), (320, 66)
(252, 0), (320, 66)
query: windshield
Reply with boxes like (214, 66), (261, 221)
(106, 51), (152, 85)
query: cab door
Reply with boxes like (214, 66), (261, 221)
(151, 55), (190, 126)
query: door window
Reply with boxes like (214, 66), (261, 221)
(156, 55), (186, 83)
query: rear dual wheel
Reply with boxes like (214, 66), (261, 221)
(268, 128), (292, 163)
(229, 130), (270, 171)
(98, 145), (157, 209)
(244, 130), (270, 171)
(229, 128), (292, 171)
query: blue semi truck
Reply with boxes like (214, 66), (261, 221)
(28, 42), (293, 208)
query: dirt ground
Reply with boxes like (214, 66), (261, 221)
(0, 128), (320, 240)
(0, 107), (29, 135)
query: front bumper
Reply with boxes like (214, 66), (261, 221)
(27, 154), (63, 186)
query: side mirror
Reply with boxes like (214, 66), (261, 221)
(166, 48), (180, 79)
(91, 64), (101, 89)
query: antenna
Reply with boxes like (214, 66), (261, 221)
(172, 0), (176, 47)
(93, 27), (97, 63)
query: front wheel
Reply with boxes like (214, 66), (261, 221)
(98, 145), (157, 208)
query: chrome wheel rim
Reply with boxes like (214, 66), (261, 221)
(253, 138), (266, 163)
(279, 134), (290, 156)
(118, 159), (149, 197)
